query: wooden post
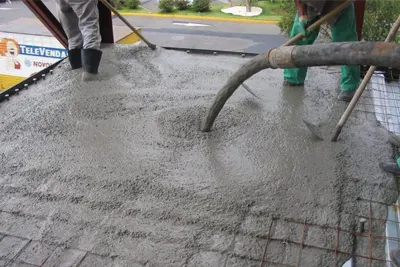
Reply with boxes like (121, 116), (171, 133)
(22, 0), (68, 48)
(98, 0), (114, 44)
(354, 0), (366, 41)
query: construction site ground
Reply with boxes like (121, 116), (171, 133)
(0, 44), (398, 267)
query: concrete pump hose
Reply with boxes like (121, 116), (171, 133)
(200, 42), (400, 132)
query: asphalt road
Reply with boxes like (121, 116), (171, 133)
(0, 0), (288, 53)
(117, 16), (288, 53)
(0, 0), (57, 24)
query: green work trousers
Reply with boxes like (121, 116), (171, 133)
(283, 3), (360, 91)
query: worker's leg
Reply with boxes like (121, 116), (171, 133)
(283, 13), (320, 86)
(379, 156), (400, 174)
(67, 0), (102, 79)
(56, 0), (83, 50)
(331, 3), (360, 101)
(55, 0), (83, 69)
(67, 0), (101, 50)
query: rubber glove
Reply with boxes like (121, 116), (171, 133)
(297, 16), (309, 37)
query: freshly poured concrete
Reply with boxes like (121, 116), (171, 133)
(0, 44), (398, 266)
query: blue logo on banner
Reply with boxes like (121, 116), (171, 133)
(19, 45), (68, 59)
(24, 58), (32, 67)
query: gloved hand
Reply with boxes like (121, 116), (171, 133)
(297, 16), (309, 37)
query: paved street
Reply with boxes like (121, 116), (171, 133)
(115, 16), (287, 53)
(0, 0), (57, 24)
(0, 0), (288, 53)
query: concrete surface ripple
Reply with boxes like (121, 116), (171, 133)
(0, 44), (397, 267)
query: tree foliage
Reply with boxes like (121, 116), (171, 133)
(112, 0), (140, 9)
(192, 0), (211, 12)
(112, 0), (125, 9)
(362, 0), (400, 42)
(175, 0), (189, 10)
(277, 0), (296, 37)
(159, 0), (175, 12)
(125, 0), (140, 9)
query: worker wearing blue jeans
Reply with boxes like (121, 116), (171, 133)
(283, 0), (360, 102)
(56, 0), (102, 81)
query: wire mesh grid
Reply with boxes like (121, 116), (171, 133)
(258, 198), (400, 267)
(245, 67), (400, 267)
(354, 67), (400, 134)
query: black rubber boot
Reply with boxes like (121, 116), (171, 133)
(379, 162), (400, 174)
(82, 48), (102, 81)
(283, 80), (304, 86)
(389, 133), (400, 148)
(68, 49), (82, 70)
(337, 90), (355, 102)
(390, 248), (400, 267)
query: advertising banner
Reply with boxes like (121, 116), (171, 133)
(0, 32), (67, 92)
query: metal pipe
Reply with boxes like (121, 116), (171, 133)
(200, 42), (400, 132)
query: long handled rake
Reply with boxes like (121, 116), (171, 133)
(99, 0), (157, 50)
(331, 15), (400, 141)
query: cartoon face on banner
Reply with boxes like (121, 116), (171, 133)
(4, 39), (19, 57)
(0, 32), (67, 91)
(0, 38), (21, 70)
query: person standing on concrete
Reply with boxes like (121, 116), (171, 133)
(283, 0), (360, 102)
(55, 0), (102, 81)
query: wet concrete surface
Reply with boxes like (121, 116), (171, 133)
(0, 44), (398, 266)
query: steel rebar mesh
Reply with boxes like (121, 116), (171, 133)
(354, 67), (400, 134)
(253, 66), (400, 267)
(257, 198), (399, 266)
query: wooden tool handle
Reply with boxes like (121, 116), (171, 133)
(282, 0), (353, 46)
(98, 0), (157, 50)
